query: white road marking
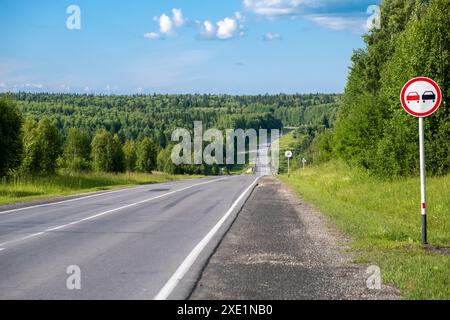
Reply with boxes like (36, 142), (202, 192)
(0, 232), (46, 248)
(154, 176), (260, 300)
(0, 179), (195, 216)
(0, 187), (143, 216)
(0, 177), (229, 249)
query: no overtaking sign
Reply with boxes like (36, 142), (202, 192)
(401, 77), (442, 117)
(400, 77), (442, 245)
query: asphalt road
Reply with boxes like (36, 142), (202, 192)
(191, 177), (400, 300)
(0, 174), (260, 300)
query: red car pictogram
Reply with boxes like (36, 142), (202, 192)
(406, 91), (420, 103)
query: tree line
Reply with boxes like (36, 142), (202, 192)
(0, 98), (159, 177)
(0, 92), (339, 177)
(5, 92), (338, 144)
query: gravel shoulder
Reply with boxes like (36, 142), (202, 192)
(190, 176), (400, 300)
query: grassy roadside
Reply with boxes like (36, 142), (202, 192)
(0, 170), (203, 206)
(279, 161), (450, 300)
(278, 132), (297, 173)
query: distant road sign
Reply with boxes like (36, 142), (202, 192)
(285, 151), (293, 158)
(400, 77), (442, 117)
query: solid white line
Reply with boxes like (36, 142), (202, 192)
(154, 176), (260, 300)
(0, 187), (143, 216)
(0, 232), (46, 248)
(0, 178), (208, 216)
(0, 177), (229, 249)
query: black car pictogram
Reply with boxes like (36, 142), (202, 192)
(422, 91), (436, 103)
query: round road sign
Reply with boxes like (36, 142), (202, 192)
(285, 151), (293, 158)
(400, 77), (442, 117)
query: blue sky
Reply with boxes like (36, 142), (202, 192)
(0, 0), (380, 94)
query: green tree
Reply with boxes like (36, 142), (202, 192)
(123, 140), (137, 172)
(328, 0), (450, 176)
(0, 98), (23, 177)
(91, 129), (114, 173)
(21, 117), (62, 175)
(111, 134), (125, 173)
(157, 145), (177, 174)
(91, 130), (125, 173)
(377, 0), (450, 175)
(63, 128), (91, 171)
(136, 137), (157, 173)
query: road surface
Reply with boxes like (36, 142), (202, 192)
(191, 177), (400, 300)
(0, 175), (260, 299)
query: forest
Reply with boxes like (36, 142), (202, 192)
(282, 0), (449, 177)
(322, 0), (449, 177)
(0, 93), (339, 177)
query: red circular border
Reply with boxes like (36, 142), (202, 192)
(400, 77), (442, 117)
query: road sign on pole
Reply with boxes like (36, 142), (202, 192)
(400, 77), (442, 245)
(302, 158), (307, 170)
(285, 151), (293, 177)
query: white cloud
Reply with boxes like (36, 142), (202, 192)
(263, 32), (282, 41)
(243, 0), (304, 17)
(307, 14), (366, 32)
(145, 8), (185, 40)
(0, 82), (5, 88)
(217, 18), (239, 39)
(200, 20), (216, 38)
(234, 11), (243, 21)
(199, 12), (245, 40)
(144, 32), (161, 40)
(172, 8), (185, 27)
(159, 14), (173, 34)
(244, 0), (371, 33)
(145, 8), (246, 41)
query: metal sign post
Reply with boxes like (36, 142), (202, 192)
(285, 151), (293, 178)
(302, 158), (307, 170)
(400, 77), (442, 245)
(288, 157), (290, 177)
(418, 117), (427, 244)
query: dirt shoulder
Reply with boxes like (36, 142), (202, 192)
(190, 176), (400, 300)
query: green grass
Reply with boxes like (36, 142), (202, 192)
(279, 161), (450, 300)
(0, 170), (203, 206)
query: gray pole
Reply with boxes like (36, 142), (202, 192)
(419, 117), (427, 245)
(287, 157), (290, 178)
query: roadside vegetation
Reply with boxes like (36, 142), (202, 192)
(0, 170), (199, 206)
(280, 161), (449, 299)
(276, 0), (450, 300)
(281, 0), (449, 178)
